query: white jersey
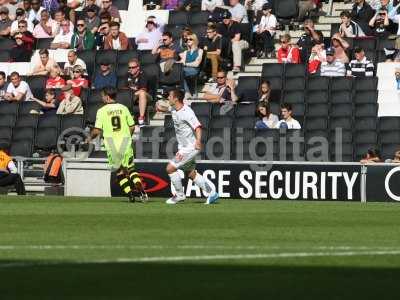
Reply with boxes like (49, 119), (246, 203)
(172, 104), (201, 151)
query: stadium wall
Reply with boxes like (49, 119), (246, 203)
(63, 159), (400, 202)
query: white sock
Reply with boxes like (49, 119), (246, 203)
(169, 172), (184, 197)
(193, 173), (212, 194)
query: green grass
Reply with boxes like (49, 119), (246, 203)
(1, 196), (400, 299)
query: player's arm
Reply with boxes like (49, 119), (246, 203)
(194, 126), (202, 150)
(87, 127), (102, 143)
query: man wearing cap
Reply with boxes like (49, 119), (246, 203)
(136, 18), (162, 51)
(84, 4), (100, 34)
(93, 61), (117, 89)
(70, 18), (95, 50)
(0, 6), (11, 37)
(346, 46), (374, 77)
(217, 10), (249, 73)
(10, 8), (33, 35)
(320, 47), (345, 77)
(56, 84), (84, 115)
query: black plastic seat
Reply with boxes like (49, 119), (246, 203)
(236, 76), (260, 102)
(354, 91), (377, 104)
(35, 127), (58, 150)
(306, 76), (329, 91)
(0, 101), (19, 115)
(18, 102), (41, 115)
(60, 115), (84, 133)
(306, 90), (328, 103)
(35, 38), (53, 49)
(26, 76), (47, 99)
(38, 114), (59, 129)
(307, 103), (329, 117)
(0, 126), (12, 142)
(285, 64), (306, 78)
(282, 90), (305, 104)
(95, 50), (118, 65)
(379, 117), (400, 131)
(261, 63), (283, 78)
(235, 102), (256, 117)
(330, 103), (353, 117)
(330, 91), (352, 104)
(329, 117), (352, 131)
(12, 126), (35, 140)
(331, 77), (353, 91)
(116, 89), (133, 112)
(234, 116), (256, 128)
(15, 114), (39, 128)
(354, 130), (378, 144)
(284, 77), (305, 91)
(117, 50), (139, 65)
(77, 50), (96, 77)
(189, 11), (210, 25)
(354, 117), (377, 131)
(379, 130), (400, 144)
(191, 102), (211, 117)
(305, 117), (328, 131)
(354, 77), (378, 91)
(10, 139), (33, 157)
(355, 103), (378, 117)
(0, 114), (16, 127)
(168, 10), (189, 25)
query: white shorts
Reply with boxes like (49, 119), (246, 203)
(169, 149), (200, 171)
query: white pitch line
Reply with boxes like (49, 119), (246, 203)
(1, 250), (400, 269)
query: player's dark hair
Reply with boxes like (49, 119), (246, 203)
(162, 31), (173, 39)
(281, 103), (292, 111)
(109, 21), (120, 28)
(171, 89), (184, 102)
(340, 10), (351, 19)
(9, 71), (20, 78)
(0, 71), (5, 79)
(102, 86), (117, 99)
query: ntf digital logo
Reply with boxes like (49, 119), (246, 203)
(384, 166), (400, 201)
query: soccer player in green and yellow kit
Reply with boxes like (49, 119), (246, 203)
(88, 87), (148, 203)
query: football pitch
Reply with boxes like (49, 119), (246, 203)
(1, 197), (400, 299)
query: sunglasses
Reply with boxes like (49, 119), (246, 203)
(0, 12), (7, 15)
(128, 66), (139, 69)
(217, 76), (225, 79)
(280, 41), (288, 44)
(77, 24), (85, 27)
(73, 70), (82, 73)
(162, 39), (168, 42)
(187, 38), (193, 41)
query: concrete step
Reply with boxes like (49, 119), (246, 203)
(318, 16), (341, 24)
(244, 65), (263, 72)
(276, 30), (331, 38)
(249, 57), (278, 65)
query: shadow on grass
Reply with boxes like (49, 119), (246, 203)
(0, 260), (399, 299)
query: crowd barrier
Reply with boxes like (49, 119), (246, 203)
(63, 159), (400, 202)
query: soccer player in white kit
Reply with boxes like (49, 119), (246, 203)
(162, 89), (219, 204)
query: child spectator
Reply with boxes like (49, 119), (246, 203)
(277, 34), (300, 64)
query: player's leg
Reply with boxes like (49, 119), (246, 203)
(165, 160), (186, 204)
(187, 169), (219, 205)
(122, 148), (148, 202)
(116, 168), (136, 203)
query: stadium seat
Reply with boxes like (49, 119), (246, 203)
(354, 103), (378, 117)
(379, 117), (400, 131)
(18, 101), (41, 115)
(329, 117), (352, 131)
(12, 126), (35, 141)
(26, 76), (47, 99)
(211, 103), (235, 117)
(304, 117), (328, 131)
(377, 38), (395, 51)
(189, 11), (210, 25)
(254, 129), (280, 161)
(35, 127), (58, 150)
(87, 89), (104, 104)
(284, 77), (305, 91)
(209, 115), (234, 128)
(330, 103), (353, 117)
(236, 76), (260, 102)
(116, 89), (133, 112)
(330, 91), (352, 104)
(354, 77), (378, 91)
(37, 114), (59, 129)
(117, 50), (139, 65)
(35, 38), (53, 50)
(354, 91), (377, 104)
(306, 90), (329, 104)
(307, 103), (329, 117)
(262, 76), (282, 90)
(282, 90), (305, 104)
(234, 116), (256, 128)
(379, 130), (400, 144)
(85, 103), (103, 125)
(191, 102), (211, 116)
(0, 50), (10, 62)
(191, 24), (208, 43)
(0, 126), (12, 142)
(60, 115), (84, 133)
(353, 38), (376, 50)
(116, 64), (128, 78)
(285, 64), (306, 78)
(354, 117), (377, 131)
(354, 143), (377, 162)
(0, 101), (19, 115)
(282, 129), (304, 161)
(112, 0), (128, 10)
(354, 130), (378, 144)
(168, 11), (189, 25)
(261, 63), (283, 78)
(95, 50), (118, 66)
(330, 143), (354, 162)
(77, 50), (95, 77)
(163, 24), (186, 40)
(306, 76), (329, 91)
(380, 143), (400, 160)
(10, 138), (33, 157)
(0, 38), (16, 50)
(197, 115), (209, 132)
(15, 114), (39, 128)
(0, 114), (16, 127)
(235, 102), (257, 117)
(269, 101), (281, 116)
(274, 0), (299, 24)
(158, 63), (183, 90)
(331, 77), (353, 91)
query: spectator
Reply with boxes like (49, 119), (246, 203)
(121, 59), (151, 126)
(202, 70), (237, 103)
(179, 33), (204, 97)
(104, 21), (129, 50)
(10, 31), (33, 62)
(53, 8), (74, 34)
(50, 19), (72, 49)
(46, 66), (66, 89)
(10, 8), (33, 35)
(204, 23), (222, 80)
(298, 0), (315, 21)
(360, 148), (381, 163)
(346, 46), (374, 77)
(177, 27), (192, 54)
(83, 0), (100, 15)
(229, 0), (248, 23)
(85, 4), (100, 34)
(245, 0), (270, 13)
(42, 0), (59, 14)
(4, 72), (34, 102)
(0, 6), (11, 37)
(100, 0), (120, 23)
(0, 0), (16, 20)
(19, 0), (31, 12)
(33, 9), (57, 38)
(143, 0), (161, 10)
(31, 49), (58, 76)
(27, 0), (44, 26)
(136, 18), (162, 51)
(146, 15), (164, 33)
(66, 65), (88, 96)
(56, 84), (84, 114)
(93, 61), (117, 89)
(152, 31), (179, 74)
(95, 21), (110, 49)
(308, 31), (325, 74)
(0, 71), (7, 101)
(202, 0), (223, 12)
(376, 0), (395, 14)
(351, 0), (374, 36)
(258, 80), (273, 102)
(277, 33), (301, 64)
(0, 145), (26, 195)
(162, 0), (180, 10)
(386, 150), (400, 163)
(389, 2), (400, 36)
(254, 2), (276, 58)
(181, 0), (202, 11)
(14, 19), (35, 49)
(339, 10), (365, 38)
(32, 88), (59, 115)
(320, 47), (346, 77)
(217, 10), (249, 73)
(71, 18), (95, 50)
(255, 102), (278, 129)
(58, 0), (75, 24)
(297, 19), (322, 63)
(275, 103), (301, 129)
(63, 50), (87, 78)
(331, 33), (350, 63)
(369, 8), (390, 37)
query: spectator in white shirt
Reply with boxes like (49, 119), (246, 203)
(275, 103), (301, 129)
(63, 50), (87, 78)
(254, 3), (276, 58)
(4, 72), (33, 102)
(136, 19), (162, 51)
(10, 8), (33, 36)
(320, 47), (346, 77)
(27, 0), (44, 26)
(50, 20), (72, 49)
(229, 0), (248, 23)
(201, 0), (223, 12)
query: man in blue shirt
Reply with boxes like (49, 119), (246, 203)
(93, 61), (117, 89)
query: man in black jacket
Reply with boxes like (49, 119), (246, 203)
(351, 0), (375, 36)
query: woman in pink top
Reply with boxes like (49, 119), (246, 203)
(331, 33), (349, 64)
(33, 10), (57, 38)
